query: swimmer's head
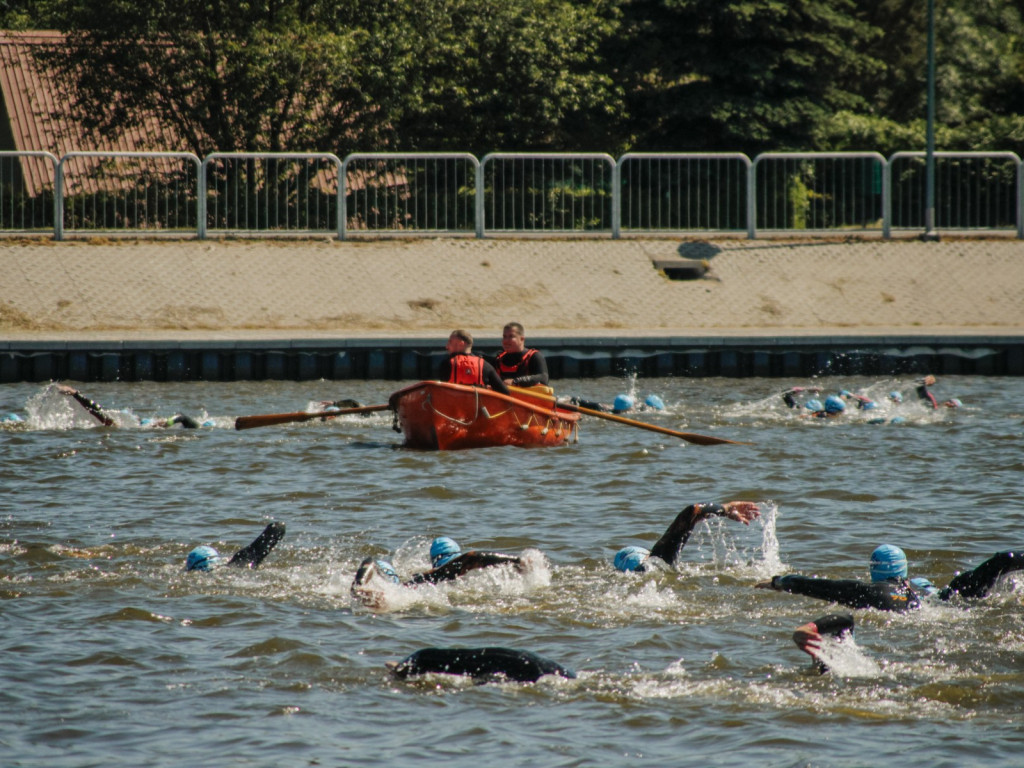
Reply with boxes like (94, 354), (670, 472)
(869, 544), (908, 582)
(186, 545), (224, 572)
(944, 398), (962, 408)
(613, 394), (635, 413)
(824, 395), (846, 414)
(889, 391), (903, 403)
(644, 394), (665, 411)
(429, 536), (461, 568)
(613, 546), (650, 572)
(804, 399), (824, 412)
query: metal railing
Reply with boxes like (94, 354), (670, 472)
(885, 152), (1022, 238)
(341, 153), (478, 239)
(479, 153), (616, 234)
(615, 153), (751, 237)
(751, 153), (887, 237)
(55, 152), (200, 240)
(0, 151), (58, 233)
(201, 152), (341, 238)
(1, 149), (1020, 239)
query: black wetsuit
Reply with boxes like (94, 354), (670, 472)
(636, 503), (729, 572)
(226, 522), (286, 569)
(406, 551), (522, 585)
(768, 551), (1023, 612)
(438, 355), (510, 395)
(494, 348), (549, 388)
(388, 647), (575, 682)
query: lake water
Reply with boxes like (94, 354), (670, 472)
(3, 375), (1023, 767)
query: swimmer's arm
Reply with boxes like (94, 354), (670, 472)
(227, 522), (286, 569)
(940, 551), (1024, 600)
(650, 501), (760, 566)
(757, 575), (903, 611)
(58, 385), (115, 426)
(406, 551), (521, 585)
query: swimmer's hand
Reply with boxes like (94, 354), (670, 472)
(722, 501), (760, 525)
(792, 622), (822, 657)
(755, 577), (781, 590)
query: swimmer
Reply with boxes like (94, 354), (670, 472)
(185, 522), (286, 571)
(350, 536), (525, 604)
(613, 501), (761, 573)
(57, 384), (204, 428)
(569, 393), (666, 414)
(386, 647), (576, 683)
(781, 388), (845, 418)
(757, 544), (1024, 612)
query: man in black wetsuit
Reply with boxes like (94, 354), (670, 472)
(350, 535), (524, 604)
(438, 330), (510, 395)
(57, 384), (203, 428)
(757, 543), (1023, 612)
(612, 501), (761, 572)
(185, 522), (286, 571)
(493, 322), (549, 388)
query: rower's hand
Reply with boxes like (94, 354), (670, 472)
(723, 501), (760, 524)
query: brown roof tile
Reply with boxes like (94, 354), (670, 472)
(0, 30), (184, 196)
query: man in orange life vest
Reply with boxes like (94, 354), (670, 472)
(493, 322), (549, 388)
(439, 330), (510, 395)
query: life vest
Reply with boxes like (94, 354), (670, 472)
(448, 353), (485, 386)
(495, 348), (536, 377)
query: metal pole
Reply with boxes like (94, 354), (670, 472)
(923, 0), (939, 240)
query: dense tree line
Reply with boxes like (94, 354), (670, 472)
(5, 0), (1023, 156)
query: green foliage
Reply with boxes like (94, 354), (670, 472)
(16, 0), (1024, 155)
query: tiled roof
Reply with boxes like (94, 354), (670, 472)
(0, 30), (184, 196)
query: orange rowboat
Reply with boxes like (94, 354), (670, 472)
(388, 381), (580, 450)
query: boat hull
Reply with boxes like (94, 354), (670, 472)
(389, 381), (580, 450)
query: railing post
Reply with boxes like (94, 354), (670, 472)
(746, 157), (757, 239)
(611, 158), (621, 239)
(54, 157), (65, 241)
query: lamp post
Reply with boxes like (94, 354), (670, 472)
(922, 0), (939, 240)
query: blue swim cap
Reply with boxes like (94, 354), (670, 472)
(375, 559), (400, 584)
(613, 546), (650, 572)
(839, 390), (852, 398)
(644, 394), (665, 411)
(804, 399), (824, 412)
(140, 418), (154, 426)
(860, 400), (878, 411)
(429, 536), (461, 568)
(613, 394), (635, 413)
(2, 412), (23, 423)
(202, 420), (216, 427)
(869, 544), (908, 582)
(824, 395), (846, 414)
(889, 416), (906, 424)
(910, 577), (939, 596)
(186, 545), (223, 572)
(889, 391), (903, 403)
(946, 398), (963, 408)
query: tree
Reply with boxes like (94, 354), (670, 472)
(40, 0), (620, 155)
(611, 0), (879, 153)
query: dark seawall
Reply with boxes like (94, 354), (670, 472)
(3, 334), (1022, 383)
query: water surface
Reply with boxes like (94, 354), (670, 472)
(2, 375), (1023, 767)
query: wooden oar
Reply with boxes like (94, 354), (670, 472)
(235, 403), (390, 431)
(509, 386), (749, 446)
